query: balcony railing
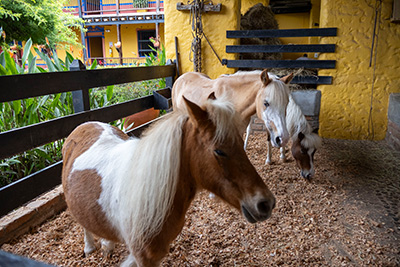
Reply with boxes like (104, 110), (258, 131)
(88, 57), (147, 66)
(63, 0), (164, 17)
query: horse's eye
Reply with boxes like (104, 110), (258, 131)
(214, 149), (226, 157)
(264, 101), (269, 108)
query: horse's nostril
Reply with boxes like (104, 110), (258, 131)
(275, 137), (281, 146)
(257, 200), (273, 215)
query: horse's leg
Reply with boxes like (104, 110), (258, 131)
(280, 146), (287, 162)
(84, 229), (97, 256)
(244, 123), (252, 150)
(265, 139), (273, 165)
(100, 239), (115, 257)
(120, 254), (138, 267)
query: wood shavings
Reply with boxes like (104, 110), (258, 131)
(2, 133), (400, 266)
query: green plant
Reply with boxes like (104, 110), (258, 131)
(0, 41), (113, 188)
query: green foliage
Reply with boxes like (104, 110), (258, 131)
(144, 38), (166, 88)
(0, 38), (167, 187)
(0, 0), (83, 48)
(0, 44), (111, 187)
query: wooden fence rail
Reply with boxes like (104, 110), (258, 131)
(0, 60), (175, 217)
(223, 27), (337, 85)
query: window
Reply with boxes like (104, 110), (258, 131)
(138, 30), (156, 57)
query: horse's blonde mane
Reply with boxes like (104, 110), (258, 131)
(118, 96), (239, 251)
(204, 94), (242, 144)
(286, 95), (322, 149)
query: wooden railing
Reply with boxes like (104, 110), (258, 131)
(222, 27), (337, 85)
(0, 60), (175, 217)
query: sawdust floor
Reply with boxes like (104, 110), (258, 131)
(2, 132), (400, 266)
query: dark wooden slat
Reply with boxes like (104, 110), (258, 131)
(0, 161), (63, 217)
(291, 76), (332, 85)
(227, 27), (337, 38)
(0, 95), (154, 160)
(223, 59), (336, 69)
(0, 64), (176, 103)
(226, 44), (336, 53)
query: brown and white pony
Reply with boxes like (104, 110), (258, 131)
(246, 94), (322, 179)
(62, 94), (275, 267)
(172, 69), (292, 148)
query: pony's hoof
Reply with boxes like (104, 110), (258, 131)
(264, 160), (272, 165)
(209, 192), (216, 199)
(84, 247), (96, 258)
(101, 239), (115, 258)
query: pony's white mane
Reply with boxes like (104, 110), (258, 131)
(286, 95), (322, 149)
(115, 96), (239, 251)
(264, 74), (290, 111)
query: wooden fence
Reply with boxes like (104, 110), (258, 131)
(222, 27), (337, 85)
(0, 60), (174, 217)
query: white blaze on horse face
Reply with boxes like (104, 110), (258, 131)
(261, 98), (289, 148)
(299, 147), (316, 179)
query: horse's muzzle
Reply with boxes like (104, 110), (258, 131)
(241, 197), (276, 223)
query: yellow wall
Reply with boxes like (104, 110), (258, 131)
(318, 0), (400, 140)
(275, 13), (310, 59)
(53, 23), (164, 65)
(241, 0), (269, 14)
(103, 24), (164, 59)
(164, 0), (240, 78)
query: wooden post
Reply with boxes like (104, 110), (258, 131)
(70, 60), (90, 113)
(116, 24), (123, 65)
(77, 0), (87, 64)
(165, 59), (176, 89)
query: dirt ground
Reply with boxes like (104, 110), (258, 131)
(2, 132), (400, 266)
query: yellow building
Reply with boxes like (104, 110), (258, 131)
(61, 0), (165, 66)
(164, 0), (400, 141)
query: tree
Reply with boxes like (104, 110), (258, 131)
(0, 0), (83, 48)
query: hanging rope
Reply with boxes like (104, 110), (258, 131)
(367, 0), (382, 140)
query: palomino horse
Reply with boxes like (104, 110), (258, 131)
(62, 94), (275, 267)
(245, 94), (322, 179)
(172, 69), (292, 148)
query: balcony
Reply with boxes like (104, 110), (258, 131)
(63, 0), (164, 25)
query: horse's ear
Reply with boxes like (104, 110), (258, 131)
(298, 132), (305, 141)
(280, 73), (294, 84)
(312, 128), (319, 134)
(182, 95), (208, 126)
(208, 92), (217, 100)
(260, 69), (271, 87)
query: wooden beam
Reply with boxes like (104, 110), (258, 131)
(0, 65), (176, 103)
(176, 2), (221, 12)
(227, 28), (338, 38)
(0, 96), (154, 160)
(226, 44), (336, 53)
(222, 59), (336, 69)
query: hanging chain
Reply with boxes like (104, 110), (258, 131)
(188, 0), (221, 72)
(189, 0), (204, 72)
